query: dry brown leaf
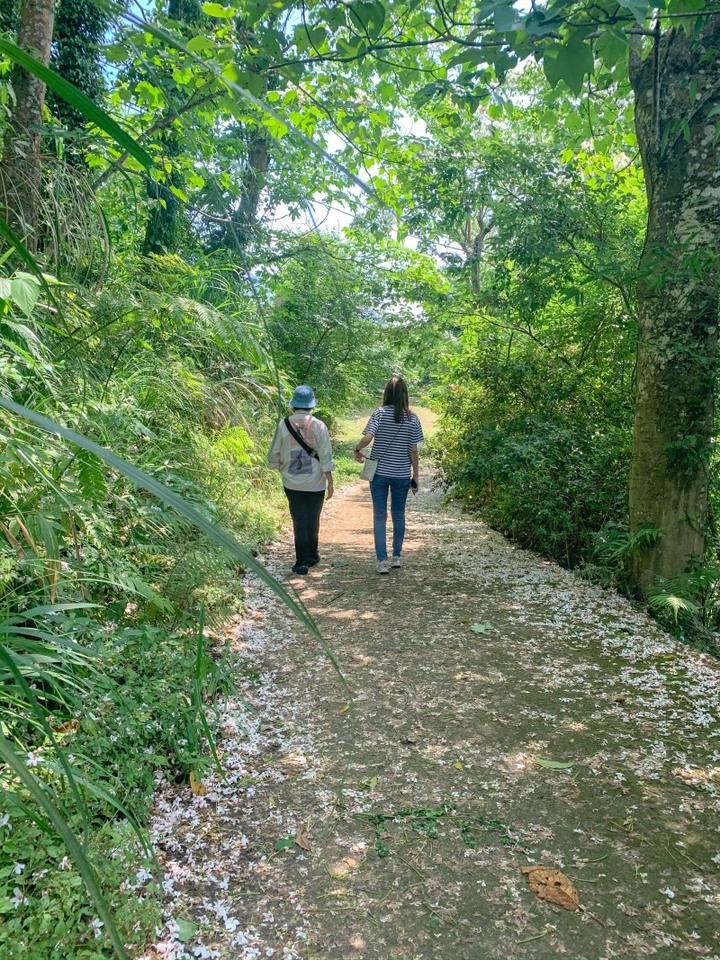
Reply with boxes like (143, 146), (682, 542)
(52, 719), (79, 734)
(520, 865), (580, 911)
(327, 856), (358, 879)
(295, 824), (312, 852)
(189, 771), (208, 797)
(350, 654), (374, 667)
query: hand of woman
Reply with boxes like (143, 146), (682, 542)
(353, 449), (365, 463)
(412, 477), (419, 496)
(326, 477), (334, 500)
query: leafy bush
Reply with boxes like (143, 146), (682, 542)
(433, 342), (632, 567)
(429, 144), (640, 570)
(647, 567), (720, 656)
(0, 812), (159, 960)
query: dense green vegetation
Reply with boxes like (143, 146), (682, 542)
(1, 0), (719, 955)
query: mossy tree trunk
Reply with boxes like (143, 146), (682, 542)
(628, 16), (720, 593)
(49, 0), (108, 143)
(1, 0), (57, 249)
(230, 129), (270, 250)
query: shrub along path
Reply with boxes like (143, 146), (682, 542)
(143, 477), (720, 960)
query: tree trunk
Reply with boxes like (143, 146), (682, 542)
(228, 129), (270, 250)
(143, 128), (184, 256)
(1, 0), (57, 250)
(49, 0), (108, 140)
(629, 17), (720, 593)
(463, 210), (492, 296)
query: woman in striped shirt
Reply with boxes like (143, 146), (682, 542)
(354, 376), (424, 574)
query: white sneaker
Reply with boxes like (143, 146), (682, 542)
(391, 556), (403, 569)
(377, 560), (390, 574)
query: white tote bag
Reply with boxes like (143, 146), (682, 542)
(360, 457), (378, 481)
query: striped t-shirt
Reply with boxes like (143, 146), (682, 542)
(363, 406), (424, 479)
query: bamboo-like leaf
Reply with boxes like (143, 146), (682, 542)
(0, 40), (151, 170)
(0, 215), (58, 297)
(0, 395), (345, 683)
(0, 646), (91, 844)
(0, 732), (129, 960)
(193, 604), (227, 782)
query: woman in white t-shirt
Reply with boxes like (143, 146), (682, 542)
(268, 385), (335, 576)
(353, 376), (424, 574)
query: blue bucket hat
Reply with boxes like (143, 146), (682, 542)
(290, 385), (317, 409)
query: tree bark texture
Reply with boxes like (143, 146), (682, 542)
(463, 209), (493, 296)
(1, 0), (57, 250)
(629, 16), (720, 592)
(228, 129), (270, 250)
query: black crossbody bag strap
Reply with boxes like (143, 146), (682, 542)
(284, 417), (319, 460)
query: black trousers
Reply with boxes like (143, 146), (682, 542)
(284, 487), (325, 566)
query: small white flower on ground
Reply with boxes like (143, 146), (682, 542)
(11, 888), (25, 907)
(661, 887), (675, 899)
(59, 856), (71, 870)
(13, 863), (25, 875)
(91, 918), (104, 937)
(0, 813), (11, 831)
(26, 751), (42, 767)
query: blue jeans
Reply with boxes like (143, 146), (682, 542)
(370, 474), (412, 561)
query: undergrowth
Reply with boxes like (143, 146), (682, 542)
(0, 257), (370, 957)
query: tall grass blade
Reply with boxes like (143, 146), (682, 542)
(0, 395), (345, 683)
(193, 603), (226, 782)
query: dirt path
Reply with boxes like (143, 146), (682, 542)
(143, 478), (720, 960)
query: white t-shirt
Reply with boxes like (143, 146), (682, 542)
(267, 414), (335, 492)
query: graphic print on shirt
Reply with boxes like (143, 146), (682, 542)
(289, 448), (314, 475)
(288, 419), (317, 476)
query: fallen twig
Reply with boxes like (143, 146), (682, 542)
(517, 927), (552, 944)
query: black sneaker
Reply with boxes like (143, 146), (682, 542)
(307, 556), (320, 567)
(292, 563), (309, 575)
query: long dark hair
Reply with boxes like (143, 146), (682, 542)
(382, 376), (410, 423)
